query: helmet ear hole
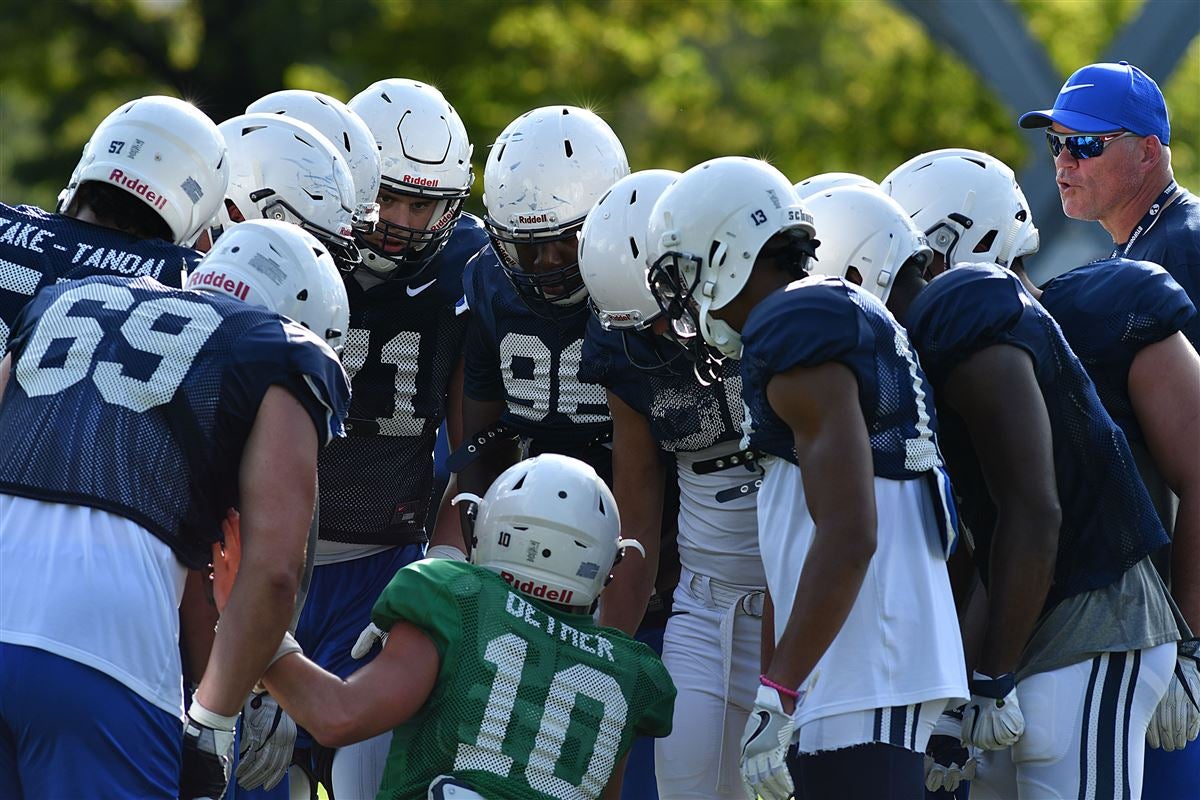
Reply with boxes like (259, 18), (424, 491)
(296, 289), (308, 301)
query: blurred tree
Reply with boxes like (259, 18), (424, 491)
(0, 0), (1195, 219)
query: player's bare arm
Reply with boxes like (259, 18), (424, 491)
(196, 385), (318, 715)
(263, 620), (439, 747)
(599, 390), (664, 635)
(763, 360), (877, 712)
(0, 353), (10, 404)
(1129, 331), (1200, 628)
(429, 357), (471, 555)
(941, 343), (1062, 677)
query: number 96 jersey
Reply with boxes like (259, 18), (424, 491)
(371, 559), (676, 800)
(0, 275), (350, 569)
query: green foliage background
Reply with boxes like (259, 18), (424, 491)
(0, 0), (1196, 215)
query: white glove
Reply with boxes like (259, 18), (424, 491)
(923, 708), (978, 792)
(236, 693), (297, 790)
(1147, 639), (1200, 751)
(961, 671), (1025, 751)
(352, 621), (388, 659)
(739, 685), (798, 800)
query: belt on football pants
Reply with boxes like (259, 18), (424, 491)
(445, 422), (519, 473)
(691, 446), (767, 475)
(684, 567), (766, 790)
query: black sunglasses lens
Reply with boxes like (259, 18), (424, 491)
(1046, 132), (1062, 157)
(1046, 132), (1107, 160)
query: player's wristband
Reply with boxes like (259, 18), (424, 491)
(759, 674), (800, 700)
(968, 670), (1016, 699)
(187, 698), (239, 731)
(426, 544), (468, 562)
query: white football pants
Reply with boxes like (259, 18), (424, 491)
(655, 567), (765, 799)
(971, 643), (1175, 800)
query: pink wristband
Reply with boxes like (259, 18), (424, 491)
(759, 674), (800, 700)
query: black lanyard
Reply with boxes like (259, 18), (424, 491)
(1113, 181), (1179, 258)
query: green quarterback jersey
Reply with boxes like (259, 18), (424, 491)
(370, 558), (676, 800)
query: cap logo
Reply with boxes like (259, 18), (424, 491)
(1059, 83), (1094, 94)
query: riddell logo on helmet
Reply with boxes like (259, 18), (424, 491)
(187, 270), (251, 301)
(108, 169), (167, 210)
(500, 571), (574, 604)
(404, 174), (439, 188)
(518, 213), (550, 225)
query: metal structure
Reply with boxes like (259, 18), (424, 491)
(897, 0), (1198, 282)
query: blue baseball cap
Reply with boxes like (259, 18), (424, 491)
(1019, 61), (1170, 144)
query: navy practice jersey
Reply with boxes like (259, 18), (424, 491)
(1119, 188), (1200, 348)
(0, 275), (350, 569)
(0, 203), (198, 349)
(318, 214), (488, 545)
(580, 316), (744, 453)
(906, 264), (1169, 603)
(463, 247), (610, 450)
(1039, 258), (1196, 448)
(740, 277), (943, 478)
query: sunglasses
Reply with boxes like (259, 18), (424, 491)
(1045, 130), (1138, 160)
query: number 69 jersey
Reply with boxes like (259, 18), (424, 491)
(0, 275), (350, 569)
(371, 559), (676, 800)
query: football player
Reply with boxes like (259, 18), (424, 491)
(819, 170), (1185, 798)
(454, 105), (675, 798)
(578, 169), (768, 799)
(0, 95), (228, 349)
(236, 79), (490, 800)
(646, 157), (968, 800)
(0, 220), (350, 798)
(884, 147), (1200, 796)
(230, 453), (677, 800)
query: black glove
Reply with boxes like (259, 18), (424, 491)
(180, 701), (238, 799)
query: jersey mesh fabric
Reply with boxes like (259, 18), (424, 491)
(0, 203), (198, 349)
(907, 264), (1169, 603)
(0, 275), (349, 568)
(580, 316), (745, 453)
(462, 247), (611, 448)
(739, 277), (943, 479)
(1039, 258), (1196, 448)
(372, 559), (676, 800)
(316, 217), (485, 545)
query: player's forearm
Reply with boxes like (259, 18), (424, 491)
(263, 653), (379, 748)
(428, 475), (469, 555)
(598, 544), (659, 634)
(978, 511), (1058, 676)
(1171, 491), (1200, 631)
(766, 520), (874, 712)
(198, 565), (299, 715)
(179, 569), (219, 683)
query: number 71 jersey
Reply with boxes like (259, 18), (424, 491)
(371, 559), (676, 800)
(0, 275), (351, 569)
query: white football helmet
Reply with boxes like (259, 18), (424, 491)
(484, 106), (629, 307)
(456, 454), (643, 608)
(186, 219), (350, 352)
(58, 95), (228, 246)
(216, 113), (360, 267)
(348, 78), (474, 279)
(882, 148), (1040, 268)
(579, 169), (680, 330)
(645, 157), (816, 365)
(793, 172), (879, 200)
(803, 185), (932, 303)
(246, 90), (382, 234)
